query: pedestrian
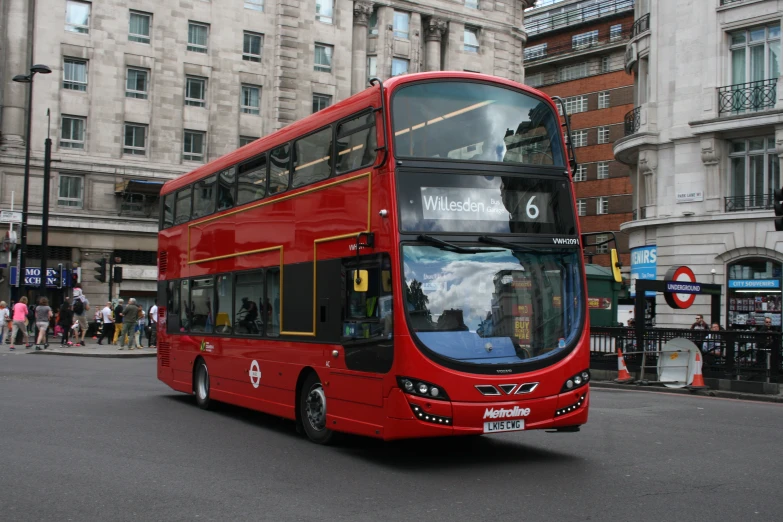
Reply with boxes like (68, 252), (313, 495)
(58, 299), (74, 346)
(113, 299), (125, 344)
(118, 298), (139, 350)
(34, 297), (53, 350)
(691, 314), (708, 330)
(702, 323), (723, 356)
(27, 299), (37, 337)
(10, 296), (31, 350)
(134, 308), (145, 348)
(97, 302), (115, 345)
(0, 301), (9, 346)
(72, 285), (90, 346)
(148, 299), (158, 349)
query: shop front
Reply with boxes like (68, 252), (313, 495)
(726, 258), (782, 330)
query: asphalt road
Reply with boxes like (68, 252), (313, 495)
(1, 353), (781, 522)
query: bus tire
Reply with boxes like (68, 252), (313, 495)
(194, 359), (213, 410)
(299, 372), (334, 445)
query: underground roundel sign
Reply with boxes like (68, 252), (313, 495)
(663, 266), (701, 309)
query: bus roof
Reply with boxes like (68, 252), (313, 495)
(160, 72), (544, 196)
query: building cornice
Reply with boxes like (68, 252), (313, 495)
(620, 208), (775, 233)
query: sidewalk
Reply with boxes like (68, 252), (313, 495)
(591, 381), (783, 404)
(4, 335), (156, 358)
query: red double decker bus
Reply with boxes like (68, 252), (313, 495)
(157, 72), (591, 443)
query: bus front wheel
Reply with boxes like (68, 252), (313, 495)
(299, 372), (334, 445)
(194, 359), (213, 410)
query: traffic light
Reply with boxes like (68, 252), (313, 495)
(775, 187), (783, 232)
(52, 263), (63, 289)
(94, 258), (107, 283)
(112, 266), (123, 283)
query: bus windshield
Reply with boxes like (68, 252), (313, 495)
(402, 245), (582, 367)
(392, 81), (565, 166)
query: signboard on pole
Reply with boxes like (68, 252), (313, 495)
(10, 267), (70, 288)
(0, 210), (22, 223)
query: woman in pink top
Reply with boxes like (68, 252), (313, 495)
(10, 296), (31, 350)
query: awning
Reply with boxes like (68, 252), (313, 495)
(115, 179), (165, 196)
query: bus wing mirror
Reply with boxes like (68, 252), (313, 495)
(611, 249), (622, 283)
(353, 270), (369, 292)
(382, 270), (391, 293)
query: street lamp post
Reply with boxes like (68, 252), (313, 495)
(12, 64), (51, 297)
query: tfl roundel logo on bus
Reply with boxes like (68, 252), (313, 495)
(664, 266), (700, 309)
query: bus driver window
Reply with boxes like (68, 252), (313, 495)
(343, 256), (392, 340)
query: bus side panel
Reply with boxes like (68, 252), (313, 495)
(327, 400), (386, 438)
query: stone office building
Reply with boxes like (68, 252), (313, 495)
(0, 0), (535, 307)
(615, 0), (783, 329)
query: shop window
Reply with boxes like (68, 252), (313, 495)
(727, 258), (782, 330)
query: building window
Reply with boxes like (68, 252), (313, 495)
(466, 0), (479, 9)
(124, 123), (147, 156)
(573, 164), (586, 182)
(524, 43), (547, 61)
(559, 62), (588, 81)
(126, 68), (148, 99)
(595, 234), (610, 254)
(597, 196), (609, 215)
(562, 95), (588, 115)
(315, 0), (333, 24)
(572, 130), (587, 148)
(610, 24), (623, 42)
(314, 44), (333, 72)
(58, 175), (84, 208)
(184, 130), (206, 162)
(129, 11), (151, 44)
(313, 94), (332, 113)
(464, 27), (479, 53)
(367, 56), (377, 80)
(728, 136), (780, 208)
(241, 85), (261, 115)
(601, 55), (612, 73)
(244, 0), (264, 11)
(188, 22), (209, 53)
(598, 126), (610, 144)
(577, 199), (586, 217)
(63, 59), (88, 91)
(730, 24), (780, 87)
(239, 136), (257, 147)
(526, 73), (544, 87)
(597, 161), (610, 179)
(598, 91), (610, 109)
(243, 32), (263, 62)
(368, 7), (379, 36)
(392, 58), (409, 76)
(393, 11), (410, 39)
(185, 77), (207, 107)
(60, 116), (85, 149)
(573, 30), (599, 50)
(65, 0), (90, 34)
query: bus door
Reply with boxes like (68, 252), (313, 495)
(325, 254), (394, 408)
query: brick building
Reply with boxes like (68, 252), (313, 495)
(523, 0), (635, 270)
(0, 0), (536, 307)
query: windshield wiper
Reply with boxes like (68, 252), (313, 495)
(478, 236), (546, 254)
(417, 234), (502, 254)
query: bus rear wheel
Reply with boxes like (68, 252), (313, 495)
(299, 373), (334, 445)
(194, 359), (213, 410)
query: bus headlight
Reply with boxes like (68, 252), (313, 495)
(561, 370), (590, 393)
(397, 377), (450, 401)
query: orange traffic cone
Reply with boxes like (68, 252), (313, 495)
(688, 351), (708, 390)
(615, 348), (634, 383)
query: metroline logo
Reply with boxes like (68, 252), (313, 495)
(483, 406), (532, 419)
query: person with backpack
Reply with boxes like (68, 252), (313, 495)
(72, 285), (90, 347)
(118, 298), (139, 350)
(58, 299), (74, 347)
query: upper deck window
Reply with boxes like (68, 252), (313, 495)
(392, 81), (565, 167)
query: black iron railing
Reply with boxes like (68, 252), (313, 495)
(725, 194), (776, 212)
(526, 0), (635, 36)
(624, 106), (641, 136)
(718, 78), (777, 115)
(591, 326), (782, 382)
(631, 206), (648, 220)
(630, 13), (650, 38)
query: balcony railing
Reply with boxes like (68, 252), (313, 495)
(624, 106), (641, 136)
(525, 0), (635, 36)
(725, 194), (776, 212)
(630, 13), (650, 38)
(631, 206), (648, 220)
(718, 79), (777, 115)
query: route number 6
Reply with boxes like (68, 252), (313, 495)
(526, 196), (539, 220)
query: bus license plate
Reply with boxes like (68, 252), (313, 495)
(483, 420), (525, 433)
